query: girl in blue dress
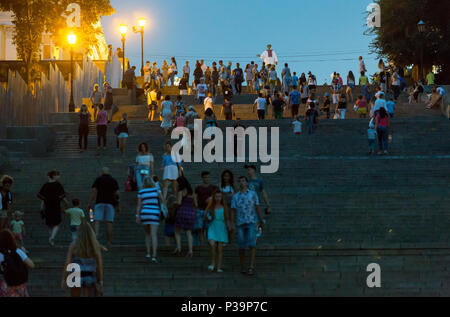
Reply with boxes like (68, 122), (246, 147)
(204, 190), (230, 273)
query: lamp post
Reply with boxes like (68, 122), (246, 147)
(417, 20), (426, 82)
(120, 24), (128, 88)
(67, 32), (77, 112)
(134, 19), (146, 76)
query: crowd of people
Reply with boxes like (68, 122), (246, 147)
(0, 151), (272, 297)
(2, 46), (448, 297)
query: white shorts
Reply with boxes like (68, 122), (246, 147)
(163, 165), (179, 181)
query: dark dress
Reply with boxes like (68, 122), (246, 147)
(37, 182), (66, 227)
(175, 196), (195, 231)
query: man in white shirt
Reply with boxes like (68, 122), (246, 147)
(253, 93), (267, 120)
(204, 92), (214, 113)
(258, 44), (278, 67)
(196, 78), (208, 104)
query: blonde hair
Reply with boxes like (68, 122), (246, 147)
(73, 220), (101, 259)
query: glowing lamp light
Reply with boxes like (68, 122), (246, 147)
(67, 32), (77, 45)
(119, 24), (128, 35)
(138, 19), (146, 28)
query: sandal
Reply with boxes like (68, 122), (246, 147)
(208, 265), (215, 271)
(186, 251), (193, 258)
(247, 267), (255, 276)
(151, 257), (159, 264)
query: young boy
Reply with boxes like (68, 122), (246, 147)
(292, 116), (302, 135)
(368, 122), (377, 155)
(65, 198), (85, 242)
(386, 98), (396, 118)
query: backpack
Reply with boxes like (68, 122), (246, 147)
(0, 250), (28, 287)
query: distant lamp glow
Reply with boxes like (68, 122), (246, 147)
(67, 32), (77, 45)
(417, 20), (426, 33)
(138, 18), (146, 28)
(120, 24), (128, 35)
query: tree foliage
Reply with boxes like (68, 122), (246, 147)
(367, 0), (450, 80)
(0, 0), (115, 84)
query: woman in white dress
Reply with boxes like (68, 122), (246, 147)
(161, 96), (174, 135)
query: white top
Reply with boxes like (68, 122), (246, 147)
(0, 249), (28, 267)
(292, 120), (302, 133)
(204, 97), (214, 111)
(136, 154), (154, 166)
(254, 97), (267, 111)
(260, 50), (278, 65)
(201, 64), (207, 74)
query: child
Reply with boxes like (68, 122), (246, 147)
(64, 198), (85, 242)
(175, 112), (185, 129)
(292, 116), (302, 135)
(153, 176), (162, 194)
(368, 121), (377, 155)
(386, 98), (396, 118)
(175, 95), (186, 116)
(10, 210), (26, 252)
(164, 194), (178, 246)
(355, 95), (368, 118)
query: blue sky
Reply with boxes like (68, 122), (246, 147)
(102, 0), (379, 84)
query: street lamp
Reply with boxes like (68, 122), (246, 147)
(120, 24), (128, 88)
(417, 20), (426, 82)
(67, 32), (77, 112)
(133, 18), (146, 76)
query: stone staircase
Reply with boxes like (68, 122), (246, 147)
(2, 95), (450, 297)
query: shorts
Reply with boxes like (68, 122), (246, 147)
(237, 223), (257, 250)
(118, 132), (129, 138)
(14, 233), (23, 241)
(94, 203), (115, 223)
(357, 108), (368, 116)
(291, 104), (300, 117)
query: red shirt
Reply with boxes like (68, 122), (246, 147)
(376, 114), (389, 127)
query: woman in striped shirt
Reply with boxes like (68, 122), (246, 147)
(136, 177), (165, 262)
